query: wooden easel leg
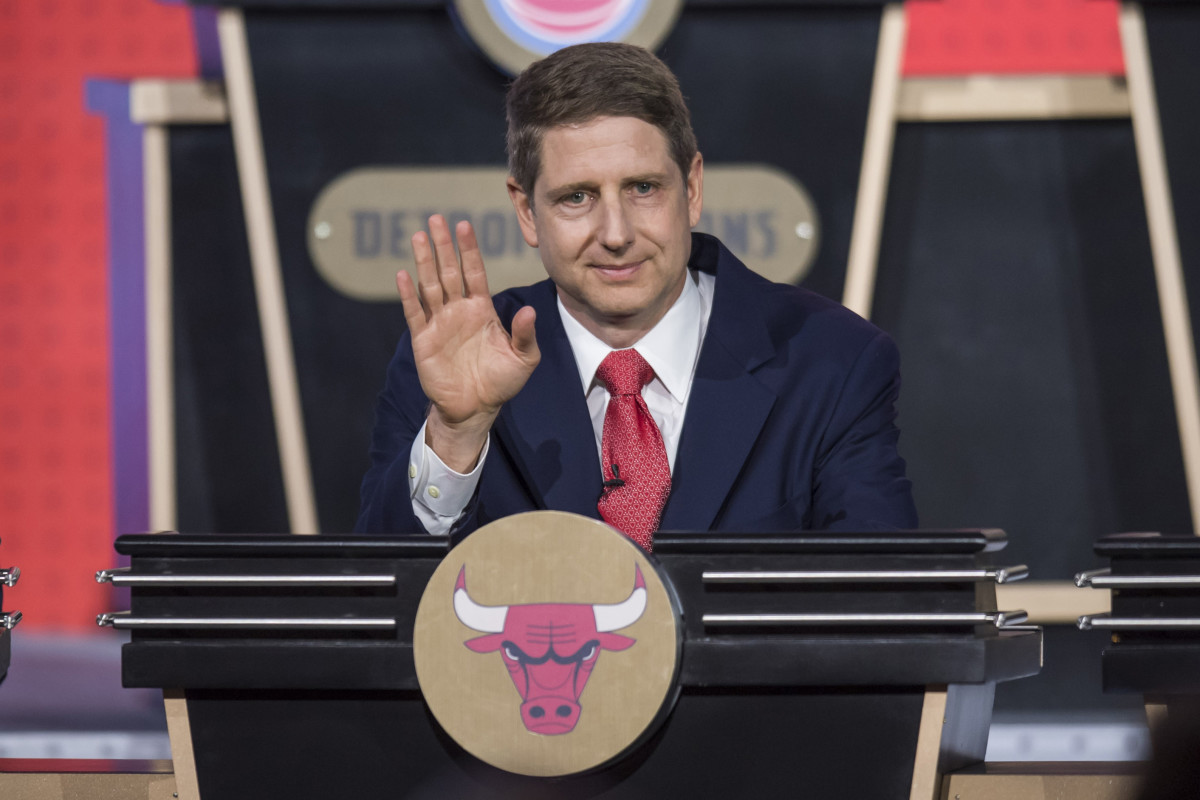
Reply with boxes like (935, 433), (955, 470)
(1120, 2), (1200, 535)
(842, 2), (906, 320)
(143, 123), (176, 534)
(910, 683), (995, 799)
(164, 688), (200, 800)
(910, 685), (948, 800)
(217, 7), (320, 535)
(1145, 700), (1168, 736)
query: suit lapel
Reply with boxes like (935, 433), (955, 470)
(491, 236), (779, 530)
(660, 237), (777, 531)
(493, 284), (602, 519)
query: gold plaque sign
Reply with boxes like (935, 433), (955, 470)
(307, 164), (819, 301)
(413, 511), (681, 777)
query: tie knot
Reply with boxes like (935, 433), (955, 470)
(596, 349), (654, 396)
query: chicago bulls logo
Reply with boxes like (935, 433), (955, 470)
(453, 564), (646, 734)
(413, 511), (680, 776)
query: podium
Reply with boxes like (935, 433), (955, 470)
(0, 562), (18, 683)
(98, 527), (1040, 799)
(1078, 533), (1200, 712)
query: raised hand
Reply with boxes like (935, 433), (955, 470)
(396, 215), (540, 472)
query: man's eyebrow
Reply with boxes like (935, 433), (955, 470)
(625, 172), (672, 184)
(544, 180), (598, 196)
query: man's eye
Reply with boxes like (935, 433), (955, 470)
(634, 182), (654, 194)
(565, 191), (588, 204)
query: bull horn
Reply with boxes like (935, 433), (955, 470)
(593, 565), (648, 632)
(452, 566), (508, 633)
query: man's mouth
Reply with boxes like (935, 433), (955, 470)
(592, 260), (644, 277)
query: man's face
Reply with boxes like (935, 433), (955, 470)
(507, 116), (703, 347)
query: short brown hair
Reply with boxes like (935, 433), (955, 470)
(506, 42), (698, 199)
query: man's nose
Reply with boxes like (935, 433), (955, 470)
(596, 196), (634, 251)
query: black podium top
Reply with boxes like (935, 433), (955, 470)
(1095, 531), (1200, 560)
(115, 532), (448, 559)
(0, 542), (11, 682)
(113, 528), (1005, 557)
(106, 529), (1039, 691)
(1085, 532), (1200, 695)
(656, 528), (1007, 554)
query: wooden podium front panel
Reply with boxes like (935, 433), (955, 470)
(0, 759), (177, 800)
(183, 687), (924, 799)
(941, 762), (1143, 800)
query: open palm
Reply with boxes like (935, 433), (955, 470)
(397, 216), (539, 468)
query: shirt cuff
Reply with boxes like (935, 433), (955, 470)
(408, 420), (488, 535)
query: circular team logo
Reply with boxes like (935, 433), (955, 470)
(451, 0), (683, 75)
(487, 0), (647, 50)
(413, 511), (681, 776)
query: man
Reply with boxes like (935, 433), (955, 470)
(355, 42), (916, 542)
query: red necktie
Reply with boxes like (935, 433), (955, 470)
(595, 349), (671, 551)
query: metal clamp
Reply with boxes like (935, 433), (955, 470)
(1078, 613), (1200, 631)
(95, 570), (395, 588)
(1, 611), (22, 630)
(1075, 568), (1200, 589)
(0, 567), (19, 587)
(95, 611), (396, 631)
(703, 565), (1029, 585)
(702, 610), (1028, 629)
(1075, 568), (1109, 587)
(94, 567), (130, 583)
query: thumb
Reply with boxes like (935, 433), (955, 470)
(510, 306), (540, 364)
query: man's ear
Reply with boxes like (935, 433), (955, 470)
(507, 177), (539, 248)
(687, 152), (704, 229)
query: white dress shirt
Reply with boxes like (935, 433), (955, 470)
(408, 269), (715, 535)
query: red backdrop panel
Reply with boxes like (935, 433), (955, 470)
(905, 0), (1124, 76)
(0, 0), (195, 632)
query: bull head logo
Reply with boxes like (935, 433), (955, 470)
(453, 565), (647, 735)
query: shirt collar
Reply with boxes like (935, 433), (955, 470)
(558, 270), (704, 403)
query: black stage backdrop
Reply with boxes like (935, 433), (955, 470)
(169, 0), (1200, 714)
(171, 123), (289, 533)
(237, 2), (879, 533)
(872, 118), (1191, 577)
(869, 4), (1200, 713)
(1148, 4), (1200, 373)
(170, 1), (1200, 556)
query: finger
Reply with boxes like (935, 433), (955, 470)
(457, 220), (491, 299)
(510, 306), (540, 365)
(411, 229), (444, 314)
(395, 270), (427, 335)
(429, 215), (464, 301)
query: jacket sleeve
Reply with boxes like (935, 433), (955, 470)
(353, 331), (433, 534)
(810, 331), (919, 531)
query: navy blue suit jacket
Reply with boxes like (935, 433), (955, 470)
(355, 233), (917, 536)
